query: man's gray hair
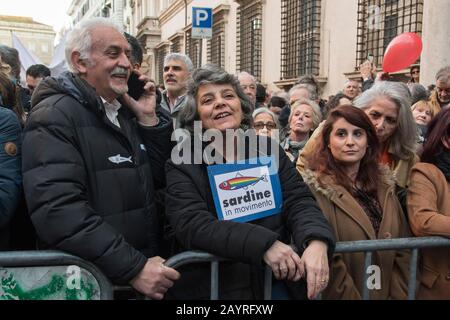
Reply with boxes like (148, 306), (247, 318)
(164, 53), (194, 73)
(435, 66), (450, 82)
(65, 17), (124, 74)
(237, 71), (256, 84)
(289, 83), (318, 101)
(354, 81), (417, 160)
(344, 78), (360, 87)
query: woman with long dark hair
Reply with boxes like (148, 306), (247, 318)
(298, 105), (410, 299)
(407, 108), (450, 299)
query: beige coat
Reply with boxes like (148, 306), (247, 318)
(300, 168), (411, 300)
(407, 163), (450, 299)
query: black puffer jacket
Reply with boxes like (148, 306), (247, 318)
(165, 137), (335, 299)
(22, 72), (173, 284)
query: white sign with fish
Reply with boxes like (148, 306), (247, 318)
(207, 156), (282, 223)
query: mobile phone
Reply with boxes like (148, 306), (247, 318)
(127, 72), (145, 100)
(367, 53), (374, 63)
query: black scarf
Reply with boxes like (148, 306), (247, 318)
(434, 151), (450, 182)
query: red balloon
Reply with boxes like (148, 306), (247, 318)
(382, 32), (423, 73)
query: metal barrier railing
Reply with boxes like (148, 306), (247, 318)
(335, 236), (450, 300)
(1, 236), (449, 300)
(0, 250), (114, 300)
(164, 236), (450, 300)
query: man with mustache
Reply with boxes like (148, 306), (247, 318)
(160, 53), (193, 123)
(21, 18), (179, 300)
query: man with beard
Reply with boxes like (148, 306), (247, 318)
(430, 66), (450, 114)
(22, 18), (179, 300)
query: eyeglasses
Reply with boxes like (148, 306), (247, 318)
(254, 121), (277, 130)
(411, 70), (420, 75)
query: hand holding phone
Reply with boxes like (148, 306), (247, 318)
(127, 72), (146, 100)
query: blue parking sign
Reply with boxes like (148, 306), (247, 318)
(192, 7), (213, 39)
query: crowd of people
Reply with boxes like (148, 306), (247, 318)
(0, 17), (449, 300)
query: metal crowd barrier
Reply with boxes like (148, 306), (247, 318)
(0, 250), (114, 300)
(1, 236), (449, 300)
(164, 236), (450, 300)
(336, 236), (450, 300)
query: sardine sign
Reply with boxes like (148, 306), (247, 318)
(207, 156), (282, 223)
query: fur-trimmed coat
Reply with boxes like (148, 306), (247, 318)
(299, 167), (411, 300)
(296, 122), (418, 188)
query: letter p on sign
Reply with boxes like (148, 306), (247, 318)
(195, 9), (209, 27)
(192, 7), (212, 39)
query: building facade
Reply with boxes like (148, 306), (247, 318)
(67, 0), (124, 28)
(0, 15), (56, 65)
(68, 0), (449, 98)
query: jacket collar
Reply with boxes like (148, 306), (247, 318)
(301, 166), (397, 239)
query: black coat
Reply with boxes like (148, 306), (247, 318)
(22, 72), (173, 284)
(165, 136), (335, 299)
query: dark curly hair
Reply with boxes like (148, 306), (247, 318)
(179, 64), (253, 134)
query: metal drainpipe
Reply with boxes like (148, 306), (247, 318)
(184, 0), (188, 27)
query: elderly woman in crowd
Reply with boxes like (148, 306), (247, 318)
(165, 65), (335, 300)
(411, 100), (435, 145)
(407, 108), (450, 300)
(352, 82), (418, 189)
(411, 100), (434, 127)
(298, 105), (410, 300)
(252, 107), (279, 138)
(281, 99), (322, 162)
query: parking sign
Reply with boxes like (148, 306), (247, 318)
(192, 7), (213, 39)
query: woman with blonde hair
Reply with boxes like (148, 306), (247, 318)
(411, 100), (435, 145)
(281, 98), (322, 162)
